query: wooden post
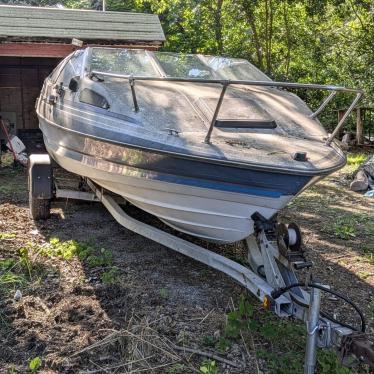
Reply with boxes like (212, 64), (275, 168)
(356, 107), (364, 145)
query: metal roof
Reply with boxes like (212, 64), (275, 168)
(0, 5), (165, 43)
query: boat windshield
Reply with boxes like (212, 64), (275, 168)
(155, 53), (272, 81)
(89, 48), (272, 82)
(90, 48), (160, 77)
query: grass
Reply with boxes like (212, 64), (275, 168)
(0, 237), (120, 298)
(344, 153), (368, 175)
(0, 157), (27, 199)
(35, 238), (119, 284)
(199, 360), (218, 374)
(332, 219), (357, 239)
(0, 247), (55, 299)
(28, 356), (42, 373)
(362, 245), (374, 265)
(0, 233), (17, 240)
(223, 296), (353, 374)
(287, 174), (373, 242)
(101, 267), (120, 284)
(346, 154), (368, 166)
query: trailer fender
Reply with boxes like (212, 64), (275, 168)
(29, 154), (53, 199)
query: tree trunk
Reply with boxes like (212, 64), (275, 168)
(242, 2), (264, 69)
(283, 1), (291, 77)
(214, 0), (224, 54)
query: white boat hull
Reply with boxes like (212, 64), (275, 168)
(48, 143), (293, 243)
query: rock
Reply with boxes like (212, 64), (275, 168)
(14, 289), (22, 302)
(364, 189), (374, 198)
(350, 170), (369, 191)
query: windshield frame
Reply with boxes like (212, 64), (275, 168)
(85, 47), (272, 82)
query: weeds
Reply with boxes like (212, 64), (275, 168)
(333, 220), (356, 239)
(35, 238), (119, 285)
(201, 335), (215, 347)
(101, 267), (119, 284)
(28, 356), (42, 373)
(86, 248), (113, 268)
(223, 296), (350, 373)
(199, 360), (218, 374)
(37, 238), (114, 268)
(39, 238), (86, 260)
(362, 245), (374, 265)
(0, 254), (30, 295)
(215, 337), (231, 354)
(0, 233), (16, 240)
(346, 154), (367, 166)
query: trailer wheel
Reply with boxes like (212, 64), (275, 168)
(28, 154), (53, 220)
(29, 190), (51, 220)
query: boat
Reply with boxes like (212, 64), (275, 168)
(36, 47), (362, 243)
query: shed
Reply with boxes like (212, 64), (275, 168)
(0, 4), (165, 141)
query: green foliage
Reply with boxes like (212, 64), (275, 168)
(41, 237), (83, 260)
(0, 233), (16, 240)
(362, 245), (374, 265)
(346, 153), (367, 166)
(317, 350), (351, 374)
(0, 253), (30, 293)
(28, 356), (42, 372)
(201, 335), (215, 347)
(159, 287), (169, 299)
(223, 296), (350, 373)
(333, 219), (357, 239)
(101, 267), (119, 284)
(215, 337), (231, 353)
(225, 296), (254, 338)
(199, 360), (218, 374)
(37, 238), (114, 268)
(86, 248), (113, 268)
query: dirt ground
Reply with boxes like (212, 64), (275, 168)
(0, 151), (373, 374)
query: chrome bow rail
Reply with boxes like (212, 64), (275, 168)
(90, 71), (364, 146)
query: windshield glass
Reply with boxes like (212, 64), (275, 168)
(90, 48), (159, 77)
(201, 56), (271, 81)
(155, 53), (218, 79)
(154, 52), (271, 81)
(89, 48), (271, 82)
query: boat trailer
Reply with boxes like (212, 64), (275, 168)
(28, 154), (374, 372)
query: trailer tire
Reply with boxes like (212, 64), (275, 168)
(29, 191), (51, 220)
(28, 154), (52, 220)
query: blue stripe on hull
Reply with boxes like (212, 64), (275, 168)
(39, 118), (314, 198)
(139, 171), (283, 198)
